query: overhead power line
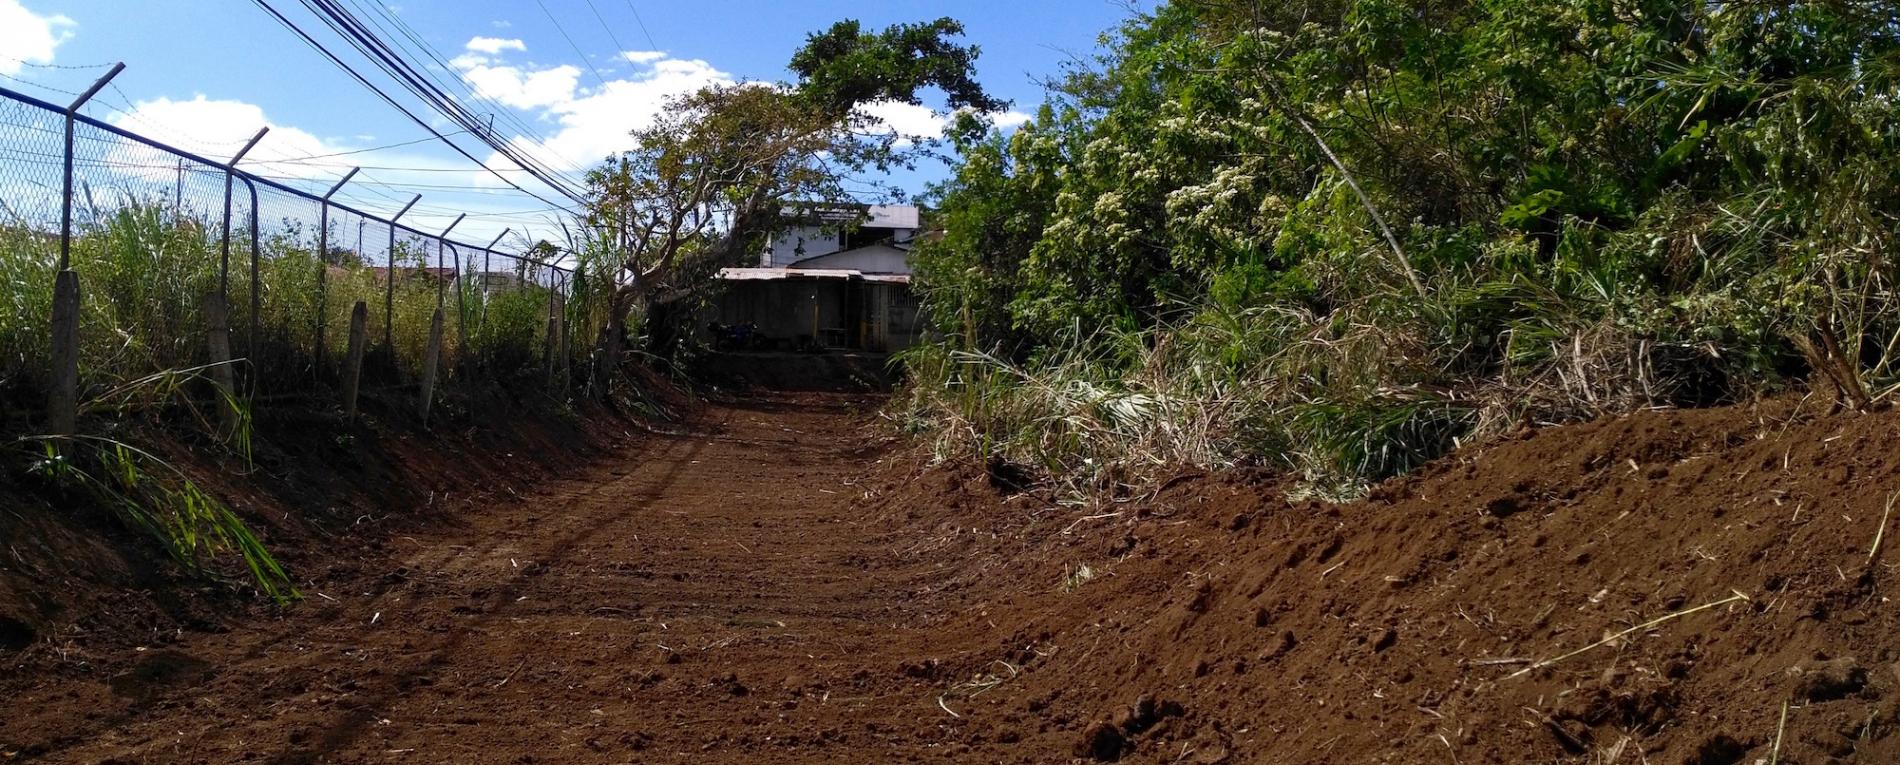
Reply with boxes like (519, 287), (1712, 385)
(292, 0), (585, 195)
(342, 0), (586, 175)
(248, 0), (586, 212)
(534, 0), (612, 89)
(622, 1), (660, 51)
(581, 0), (632, 58)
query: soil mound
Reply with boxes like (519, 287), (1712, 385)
(0, 383), (648, 679)
(867, 399), (1900, 763)
(6, 393), (1898, 763)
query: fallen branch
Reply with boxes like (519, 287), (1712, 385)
(1504, 591), (1750, 679)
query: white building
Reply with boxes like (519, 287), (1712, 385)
(709, 204), (924, 352)
(759, 205), (919, 273)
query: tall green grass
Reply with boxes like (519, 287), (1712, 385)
(0, 200), (578, 596)
(899, 214), (1900, 499)
(898, 1), (1900, 500)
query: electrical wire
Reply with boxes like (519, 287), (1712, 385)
(342, 0), (585, 174)
(581, 0), (632, 58)
(534, 0), (612, 89)
(259, 0), (573, 200)
(248, 0), (583, 211)
(299, 0), (587, 197)
(244, 130), (472, 164)
(622, 0), (660, 51)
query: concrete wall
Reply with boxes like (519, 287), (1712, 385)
(710, 279), (850, 348)
(763, 225), (843, 267)
(788, 244), (911, 273)
(707, 278), (925, 352)
(760, 206), (920, 268)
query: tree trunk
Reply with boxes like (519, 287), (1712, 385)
(592, 305), (624, 401)
(645, 298), (683, 366)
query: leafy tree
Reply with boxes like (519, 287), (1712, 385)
(908, 0), (1900, 489)
(790, 17), (1007, 119)
(579, 17), (1001, 377)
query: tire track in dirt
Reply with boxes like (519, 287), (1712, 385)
(8, 394), (975, 764)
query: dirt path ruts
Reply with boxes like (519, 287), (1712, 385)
(7, 394), (972, 764)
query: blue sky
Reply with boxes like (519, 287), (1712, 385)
(0, 0), (1147, 246)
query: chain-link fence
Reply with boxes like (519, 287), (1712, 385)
(0, 82), (586, 429)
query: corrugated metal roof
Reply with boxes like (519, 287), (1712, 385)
(779, 204), (920, 229)
(716, 267), (911, 284)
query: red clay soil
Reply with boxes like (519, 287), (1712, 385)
(4, 394), (1900, 763)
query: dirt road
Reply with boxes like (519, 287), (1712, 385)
(5, 395), (995, 764)
(19, 394), (1900, 764)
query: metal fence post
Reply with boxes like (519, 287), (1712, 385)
(47, 272), (80, 435)
(436, 214), (466, 312)
(243, 176), (261, 363)
(423, 215), (465, 411)
(385, 194), (421, 356)
(559, 270), (574, 391)
(57, 63), (122, 273)
(343, 301), (368, 419)
(314, 168), (359, 376)
(478, 229), (510, 352)
(543, 265), (558, 390)
(210, 128), (266, 429)
(46, 63), (122, 434)
(449, 243), (468, 359)
(219, 129), (268, 307)
(420, 307), (443, 422)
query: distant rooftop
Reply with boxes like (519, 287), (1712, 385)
(778, 204), (919, 230)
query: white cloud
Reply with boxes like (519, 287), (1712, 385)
(993, 110), (1033, 130)
(447, 50), (731, 172)
(110, 95), (345, 176)
(457, 59), (582, 110)
(855, 102), (1037, 145)
(104, 94), (567, 243)
(532, 56), (731, 163)
(858, 101), (948, 142)
(455, 48), (1025, 189)
(490, 19), (512, 29)
(0, 0), (74, 76)
(465, 36), (526, 55)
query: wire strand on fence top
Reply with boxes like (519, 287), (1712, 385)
(0, 83), (573, 277)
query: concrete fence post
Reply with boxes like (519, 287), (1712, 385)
(47, 64), (124, 436)
(342, 301), (368, 419)
(203, 292), (238, 434)
(46, 270), (80, 435)
(420, 307), (443, 422)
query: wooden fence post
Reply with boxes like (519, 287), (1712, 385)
(47, 270), (80, 435)
(420, 306), (443, 421)
(203, 292), (238, 433)
(342, 301), (367, 420)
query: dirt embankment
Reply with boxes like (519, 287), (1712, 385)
(877, 399), (1900, 763)
(0, 380), (658, 689)
(2, 393), (1897, 764)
